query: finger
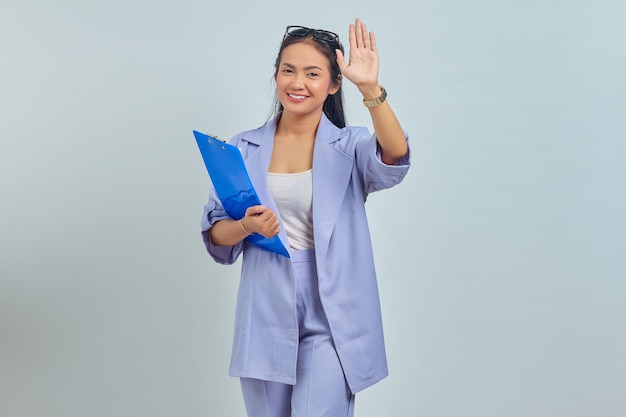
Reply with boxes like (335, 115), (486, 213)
(354, 20), (363, 48)
(264, 227), (279, 238)
(245, 205), (266, 216)
(269, 220), (280, 235)
(369, 31), (377, 53)
(360, 21), (370, 49)
(261, 217), (280, 237)
(348, 23), (356, 50)
(256, 209), (275, 222)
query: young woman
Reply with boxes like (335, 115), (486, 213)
(202, 18), (410, 417)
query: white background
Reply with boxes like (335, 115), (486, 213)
(1, 1), (625, 416)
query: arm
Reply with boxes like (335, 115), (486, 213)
(337, 19), (408, 165)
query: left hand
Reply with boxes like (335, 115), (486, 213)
(336, 19), (380, 95)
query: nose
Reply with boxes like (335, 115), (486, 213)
(291, 73), (305, 89)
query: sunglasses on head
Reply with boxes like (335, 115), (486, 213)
(283, 26), (340, 46)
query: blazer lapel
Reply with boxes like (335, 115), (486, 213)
(312, 115), (352, 266)
(241, 119), (293, 256)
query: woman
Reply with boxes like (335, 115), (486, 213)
(202, 18), (410, 417)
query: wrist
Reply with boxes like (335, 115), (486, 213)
(239, 218), (252, 235)
(362, 85), (387, 108)
(358, 85), (382, 101)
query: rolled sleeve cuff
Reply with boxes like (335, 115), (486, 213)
(201, 197), (244, 265)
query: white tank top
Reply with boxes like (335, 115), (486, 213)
(267, 169), (314, 250)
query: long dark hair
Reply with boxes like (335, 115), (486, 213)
(268, 29), (346, 128)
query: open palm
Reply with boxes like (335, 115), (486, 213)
(336, 19), (379, 88)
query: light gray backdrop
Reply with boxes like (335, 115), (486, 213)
(1, 0), (625, 416)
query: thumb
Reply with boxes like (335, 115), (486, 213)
(245, 205), (266, 216)
(336, 49), (347, 71)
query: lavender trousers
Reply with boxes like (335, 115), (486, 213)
(240, 249), (355, 417)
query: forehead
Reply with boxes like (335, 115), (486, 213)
(279, 42), (330, 69)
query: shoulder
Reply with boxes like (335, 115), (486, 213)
(228, 126), (260, 146)
(342, 125), (371, 139)
(228, 117), (278, 147)
(318, 114), (371, 147)
(329, 125), (373, 152)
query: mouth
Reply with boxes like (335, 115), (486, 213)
(287, 93), (308, 101)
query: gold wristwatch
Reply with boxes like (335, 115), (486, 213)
(363, 86), (387, 108)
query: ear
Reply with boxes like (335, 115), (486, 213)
(329, 74), (342, 95)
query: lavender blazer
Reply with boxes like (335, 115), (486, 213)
(201, 113), (410, 393)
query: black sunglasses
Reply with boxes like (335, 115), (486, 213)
(283, 26), (340, 46)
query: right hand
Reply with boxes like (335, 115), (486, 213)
(241, 205), (280, 238)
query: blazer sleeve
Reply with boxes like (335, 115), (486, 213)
(353, 127), (411, 194)
(201, 187), (244, 265)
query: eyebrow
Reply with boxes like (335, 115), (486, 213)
(281, 63), (325, 71)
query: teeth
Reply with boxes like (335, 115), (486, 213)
(289, 94), (306, 99)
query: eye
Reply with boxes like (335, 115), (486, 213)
(282, 68), (293, 74)
(308, 72), (319, 77)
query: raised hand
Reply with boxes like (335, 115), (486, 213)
(336, 19), (380, 92)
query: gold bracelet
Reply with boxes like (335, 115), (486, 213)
(363, 86), (387, 108)
(239, 218), (252, 235)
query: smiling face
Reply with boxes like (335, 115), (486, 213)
(275, 41), (340, 120)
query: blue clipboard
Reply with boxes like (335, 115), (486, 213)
(194, 130), (290, 258)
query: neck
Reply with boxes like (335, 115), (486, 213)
(276, 111), (322, 139)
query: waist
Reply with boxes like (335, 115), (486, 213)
(290, 248), (315, 263)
